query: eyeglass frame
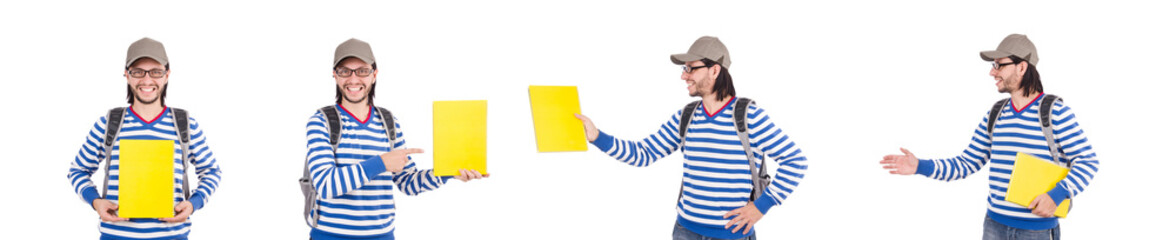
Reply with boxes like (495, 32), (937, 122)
(682, 62), (716, 74)
(126, 68), (168, 78)
(334, 67), (375, 77)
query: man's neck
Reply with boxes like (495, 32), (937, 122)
(341, 101), (370, 120)
(701, 94), (733, 115)
(1009, 90), (1041, 110)
(131, 102), (165, 121)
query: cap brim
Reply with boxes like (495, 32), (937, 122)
(979, 50), (1012, 62)
(126, 55), (167, 68)
(334, 54), (375, 66)
(670, 53), (704, 65)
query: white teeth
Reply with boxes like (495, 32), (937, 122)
(347, 87), (361, 91)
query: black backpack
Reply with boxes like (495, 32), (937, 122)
(677, 98), (771, 201)
(99, 107), (192, 200)
(300, 105), (396, 228)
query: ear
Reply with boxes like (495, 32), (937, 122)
(371, 69), (378, 83)
(1016, 62), (1028, 77)
(709, 65), (722, 79)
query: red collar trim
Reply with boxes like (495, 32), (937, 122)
(338, 104), (372, 124)
(129, 105), (167, 124)
(1012, 92), (1044, 113)
(703, 97), (736, 118)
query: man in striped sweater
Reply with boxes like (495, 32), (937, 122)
(879, 34), (1100, 239)
(303, 38), (487, 240)
(67, 37), (224, 239)
(575, 36), (809, 240)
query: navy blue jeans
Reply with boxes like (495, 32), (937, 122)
(983, 216), (1060, 240)
(672, 221), (756, 240)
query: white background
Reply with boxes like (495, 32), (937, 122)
(1, 1), (1171, 239)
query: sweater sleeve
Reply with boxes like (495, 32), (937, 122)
(306, 112), (389, 199)
(744, 104), (808, 214)
(915, 111), (993, 181)
(590, 110), (685, 167)
(1044, 101), (1099, 203)
(67, 116), (111, 206)
(182, 116), (222, 210)
(386, 117), (450, 196)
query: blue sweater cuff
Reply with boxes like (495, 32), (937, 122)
(189, 194), (206, 211)
(752, 193), (776, 214)
(360, 155), (388, 179)
(915, 159), (934, 177)
(592, 131), (615, 151)
(1046, 183), (1069, 205)
(82, 187), (100, 207)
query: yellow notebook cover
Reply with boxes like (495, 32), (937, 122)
(117, 139), (175, 218)
(1006, 152), (1072, 218)
(528, 85), (588, 152)
(433, 100), (488, 177)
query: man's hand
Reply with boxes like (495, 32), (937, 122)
(454, 169), (490, 182)
(159, 201), (193, 223)
(722, 202), (763, 235)
(573, 113), (599, 142)
(880, 148), (920, 175)
(1028, 193), (1058, 218)
(93, 199), (128, 222)
(380, 148), (424, 173)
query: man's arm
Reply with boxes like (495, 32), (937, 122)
(306, 113), (391, 199)
(574, 110), (684, 167)
(386, 119), (450, 196)
(745, 104), (808, 214)
(1043, 101), (1100, 205)
(181, 116), (222, 211)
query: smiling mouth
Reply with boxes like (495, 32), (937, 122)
(346, 86), (363, 94)
(138, 86), (157, 94)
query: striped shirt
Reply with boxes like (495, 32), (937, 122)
(591, 97), (808, 239)
(305, 105), (448, 240)
(915, 93), (1100, 230)
(67, 106), (223, 240)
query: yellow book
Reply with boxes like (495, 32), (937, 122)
(527, 85), (587, 152)
(433, 100), (488, 177)
(117, 139), (175, 218)
(1006, 152), (1072, 218)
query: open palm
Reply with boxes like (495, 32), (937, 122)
(880, 148), (919, 175)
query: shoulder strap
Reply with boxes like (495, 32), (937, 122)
(101, 107), (126, 199)
(319, 106), (343, 151)
(171, 108), (192, 200)
(374, 106), (397, 148)
(1039, 94), (1067, 167)
(733, 98), (768, 200)
(987, 98), (1010, 136)
(678, 101), (701, 143)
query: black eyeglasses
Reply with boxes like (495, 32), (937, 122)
(335, 67), (374, 77)
(992, 61), (1017, 70)
(127, 68), (167, 78)
(682, 65), (710, 73)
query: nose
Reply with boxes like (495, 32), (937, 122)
(989, 67), (998, 77)
(681, 71), (690, 80)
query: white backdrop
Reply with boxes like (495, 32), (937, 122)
(1, 1), (1171, 239)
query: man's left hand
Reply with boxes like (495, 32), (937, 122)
(1028, 193), (1057, 218)
(159, 201), (193, 223)
(723, 202), (763, 234)
(455, 169), (490, 182)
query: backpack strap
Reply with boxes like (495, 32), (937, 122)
(100, 107), (126, 199)
(987, 98), (1010, 136)
(733, 98), (768, 201)
(171, 108), (192, 200)
(1039, 94), (1067, 167)
(320, 106), (343, 151)
(374, 106), (397, 148)
(677, 101), (701, 200)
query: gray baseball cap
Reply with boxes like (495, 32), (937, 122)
(670, 36), (731, 68)
(334, 38), (376, 66)
(126, 37), (168, 68)
(980, 34), (1038, 65)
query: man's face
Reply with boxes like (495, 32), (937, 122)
(334, 57), (377, 104)
(989, 57), (1025, 94)
(125, 58), (169, 105)
(680, 60), (718, 97)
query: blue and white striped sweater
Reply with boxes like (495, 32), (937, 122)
(67, 107), (223, 240)
(591, 99), (808, 239)
(306, 105), (448, 240)
(915, 93), (1100, 230)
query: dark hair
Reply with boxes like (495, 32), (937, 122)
(700, 59), (735, 101)
(1009, 56), (1042, 97)
(125, 63), (170, 105)
(334, 59), (378, 105)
